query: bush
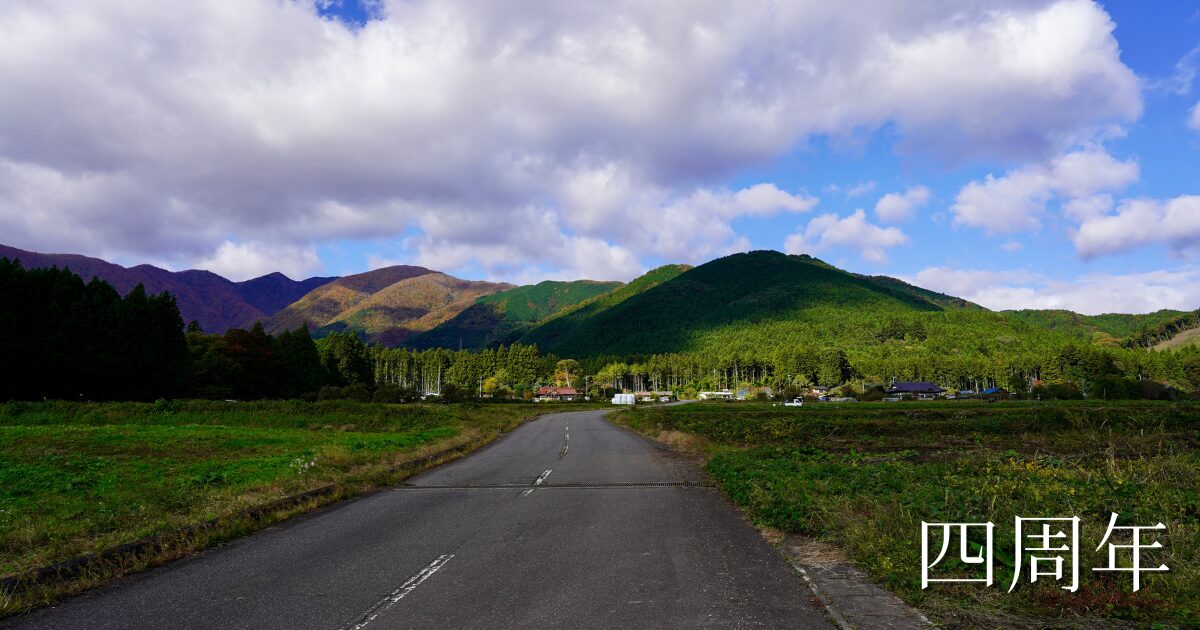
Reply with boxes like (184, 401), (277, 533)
(316, 383), (371, 402)
(440, 383), (469, 403)
(372, 384), (422, 403)
(1033, 381), (1083, 400)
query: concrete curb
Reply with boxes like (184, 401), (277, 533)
(780, 535), (938, 630)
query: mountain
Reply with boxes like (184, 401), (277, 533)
(267, 268), (514, 344)
(406, 279), (623, 349)
(515, 264), (691, 352)
(234, 272), (337, 315)
(1004, 309), (1188, 345)
(265, 265), (436, 334)
(513, 251), (994, 357)
(0, 243), (335, 333)
(857, 274), (983, 310)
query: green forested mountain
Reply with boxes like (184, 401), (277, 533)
(515, 251), (959, 356)
(516, 263), (691, 351)
(481, 250), (1200, 392)
(856, 274), (983, 310)
(1004, 309), (1187, 345)
(406, 279), (622, 349)
(4, 250), (1199, 402)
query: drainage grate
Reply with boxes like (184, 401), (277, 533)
(399, 481), (702, 490)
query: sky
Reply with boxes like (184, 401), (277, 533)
(2, 0), (1200, 314)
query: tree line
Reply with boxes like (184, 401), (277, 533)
(3, 257), (1198, 402)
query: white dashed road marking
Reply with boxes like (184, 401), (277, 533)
(341, 555), (454, 630)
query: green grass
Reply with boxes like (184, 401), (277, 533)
(0, 399), (596, 604)
(616, 401), (1200, 627)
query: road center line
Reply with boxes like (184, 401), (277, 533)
(535, 469), (552, 485)
(341, 554), (454, 630)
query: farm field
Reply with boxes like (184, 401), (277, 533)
(0, 399), (595, 612)
(616, 400), (1200, 628)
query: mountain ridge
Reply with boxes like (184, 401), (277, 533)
(0, 243), (335, 333)
(406, 279), (624, 349)
(6, 243), (1198, 353)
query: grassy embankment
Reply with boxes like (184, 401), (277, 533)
(615, 400), (1200, 628)
(0, 399), (597, 614)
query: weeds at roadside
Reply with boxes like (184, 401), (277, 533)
(614, 401), (1200, 628)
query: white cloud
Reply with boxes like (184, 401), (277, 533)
(874, 185), (930, 222)
(195, 241), (323, 282)
(1073, 196), (1200, 259)
(0, 0), (1141, 278)
(1001, 241), (1023, 253)
(950, 148), (1138, 234)
(846, 181), (876, 198)
(1150, 44), (1200, 95)
(909, 266), (1200, 314)
(785, 210), (908, 264)
(1190, 101), (1200, 131)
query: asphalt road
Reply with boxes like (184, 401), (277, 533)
(8, 409), (832, 629)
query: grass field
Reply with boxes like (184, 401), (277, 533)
(0, 399), (595, 613)
(616, 400), (1200, 628)
(1156, 327), (1200, 351)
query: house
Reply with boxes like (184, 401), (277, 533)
(634, 391), (675, 402)
(885, 381), (946, 399)
(981, 387), (1010, 400)
(810, 386), (830, 397)
(535, 386), (578, 402)
(698, 391), (734, 400)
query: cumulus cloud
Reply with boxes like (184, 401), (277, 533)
(0, 0), (1141, 279)
(1073, 196), (1200, 259)
(195, 241), (323, 282)
(785, 210), (908, 264)
(874, 185), (930, 222)
(909, 266), (1200, 314)
(950, 148), (1138, 234)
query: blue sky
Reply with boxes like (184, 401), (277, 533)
(2, 1), (1200, 313)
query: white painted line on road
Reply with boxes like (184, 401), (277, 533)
(521, 488), (535, 497)
(341, 554), (454, 630)
(535, 469), (552, 485)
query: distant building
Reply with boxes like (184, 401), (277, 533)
(698, 391), (734, 400)
(634, 391), (674, 402)
(535, 386), (578, 402)
(981, 387), (1010, 400)
(810, 386), (830, 396)
(886, 381), (946, 399)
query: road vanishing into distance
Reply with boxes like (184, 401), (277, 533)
(9, 409), (831, 629)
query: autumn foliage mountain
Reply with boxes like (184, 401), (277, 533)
(0, 244), (333, 333)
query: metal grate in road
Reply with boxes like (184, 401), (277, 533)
(398, 481), (703, 489)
